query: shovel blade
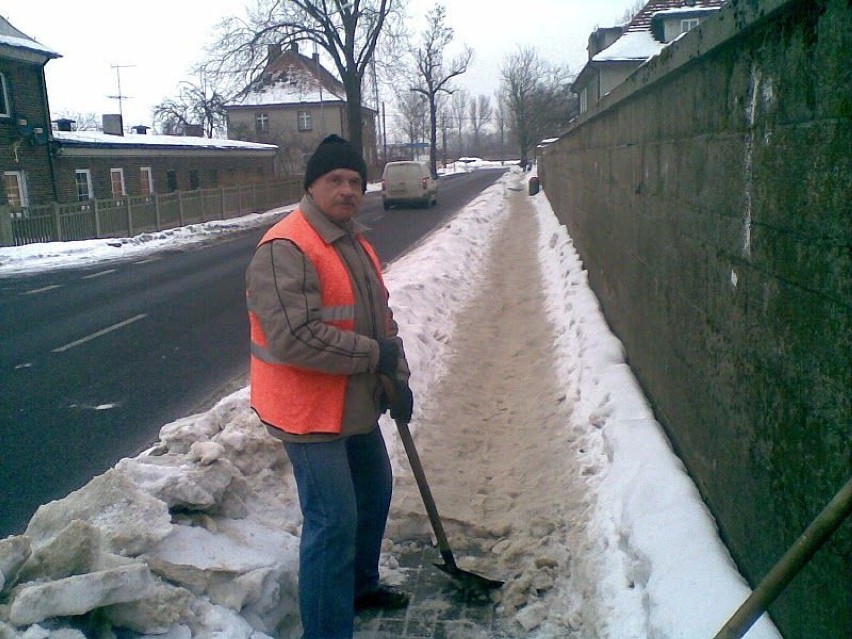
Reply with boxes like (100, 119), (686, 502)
(434, 561), (504, 591)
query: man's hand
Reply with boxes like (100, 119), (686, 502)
(390, 382), (414, 423)
(376, 338), (399, 378)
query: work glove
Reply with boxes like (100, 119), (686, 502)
(390, 382), (414, 424)
(376, 338), (399, 378)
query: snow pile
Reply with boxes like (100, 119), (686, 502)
(0, 170), (781, 638)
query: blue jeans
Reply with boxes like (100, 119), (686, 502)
(283, 427), (393, 639)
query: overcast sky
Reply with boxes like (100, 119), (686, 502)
(3, 0), (633, 133)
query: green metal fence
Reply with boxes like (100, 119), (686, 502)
(4, 179), (302, 247)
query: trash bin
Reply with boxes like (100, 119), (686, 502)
(528, 176), (540, 195)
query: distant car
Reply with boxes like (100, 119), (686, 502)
(381, 161), (438, 210)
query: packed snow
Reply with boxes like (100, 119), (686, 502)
(0, 168), (781, 638)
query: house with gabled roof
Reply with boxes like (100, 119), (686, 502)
(572, 0), (725, 113)
(0, 15), (61, 211)
(225, 43), (379, 177)
(0, 14), (281, 247)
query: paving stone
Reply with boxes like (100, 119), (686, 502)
(355, 537), (519, 639)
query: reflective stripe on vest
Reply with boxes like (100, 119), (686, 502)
(248, 209), (384, 435)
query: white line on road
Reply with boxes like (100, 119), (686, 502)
(82, 269), (117, 279)
(52, 314), (148, 353)
(22, 284), (62, 295)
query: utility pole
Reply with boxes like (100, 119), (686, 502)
(108, 64), (136, 120)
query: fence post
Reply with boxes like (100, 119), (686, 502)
(126, 200), (133, 237)
(0, 204), (13, 246)
(53, 202), (62, 241)
(178, 191), (185, 227)
(93, 200), (102, 238)
(220, 186), (226, 219)
(154, 195), (161, 231)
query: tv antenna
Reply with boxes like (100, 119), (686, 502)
(108, 63), (136, 118)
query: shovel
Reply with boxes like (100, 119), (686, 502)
(382, 377), (503, 591)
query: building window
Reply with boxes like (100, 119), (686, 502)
(75, 169), (93, 201)
(110, 168), (126, 198)
(0, 74), (9, 117)
(167, 170), (178, 192)
(681, 18), (700, 33)
(297, 110), (312, 132)
(3, 171), (28, 212)
(140, 167), (154, 195)
(208, 169), (218, 187)
(255, 112), (269, 132)
(189, 169), (200, 190)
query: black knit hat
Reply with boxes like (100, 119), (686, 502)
(304, 134), (368, 193)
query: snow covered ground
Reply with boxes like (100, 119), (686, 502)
(0, 168), (781, 638)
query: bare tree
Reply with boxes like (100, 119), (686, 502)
(467, 94), (492, 157)
(500, 46), (576, 165)
(394, 89), (428, 158)
(620, 0), (645, 24)
(205, 0), (406, 154)
(449, 88), (468, 157)
(153, 75), (227, 137)
(409, 4), (473, 176)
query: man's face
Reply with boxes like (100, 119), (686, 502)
(308, 168), (364, 222)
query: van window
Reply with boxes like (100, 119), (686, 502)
(385, 164), (423, 179)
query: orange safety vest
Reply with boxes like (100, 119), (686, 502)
(248, 209), (385, 435)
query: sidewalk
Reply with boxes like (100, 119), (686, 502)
(354, 537), (514, 639)
(364, 184), (593, 638)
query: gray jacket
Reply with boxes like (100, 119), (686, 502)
(246, 194), (409, 442)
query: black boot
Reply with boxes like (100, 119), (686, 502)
(354, 585), (410, 612)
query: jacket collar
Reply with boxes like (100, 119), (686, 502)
(299, 194), (368, 244)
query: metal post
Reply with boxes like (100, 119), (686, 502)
(713, 477), (852, 639)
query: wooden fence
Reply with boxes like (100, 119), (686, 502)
(2, 179), (302, 247)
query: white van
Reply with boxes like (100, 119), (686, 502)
(381, 161), (438, 210)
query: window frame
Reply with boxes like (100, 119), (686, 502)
(75, 169), (94, 201)
(297, 110), (313, 132)
(255, 112), (269, 133)
(110, 168), (126, 198)
(140, 166), (154, 195)
(0, 74), (10, 118)
(681, 18), (700, 33)
(3, 171), (28, 213)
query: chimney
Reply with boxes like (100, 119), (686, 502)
(267, 43), (281, 63)
(289, 42), (299, 54)
(312, 52), (320, 64)
(102, 114), (124, 136)
(131, 125), (150, 135)
(53, 118), (75, 132)
(183, 124), (203, 137)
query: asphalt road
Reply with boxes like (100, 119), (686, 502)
(0, 168), (506, 537)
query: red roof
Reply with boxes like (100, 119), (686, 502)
(625, 0), (725, 32)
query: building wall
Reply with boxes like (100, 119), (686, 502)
(52, 152), (276, 203)
(228, 104), (345, 176)
(0, 57), (55, 205)
(539, 1), (850, 637)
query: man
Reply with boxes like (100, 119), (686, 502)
(246, 134), (414, 639)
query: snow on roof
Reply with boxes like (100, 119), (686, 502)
(593, 30), (665, 62)
(0, 15), (60, 59)
(228, 47), (345, 108)
(229, 81), (344, 108)
(53, 130), (277, 152)
(652, 6), (722, 16)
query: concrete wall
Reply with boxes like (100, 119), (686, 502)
(540, 1), (850, 636)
